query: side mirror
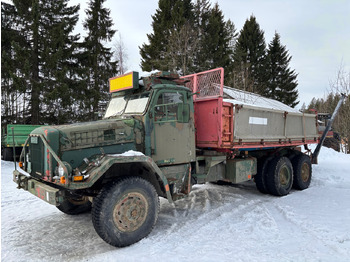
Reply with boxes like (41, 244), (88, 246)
(188, 91), (200, 98)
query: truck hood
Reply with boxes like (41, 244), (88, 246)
(53, 118), (144, 152)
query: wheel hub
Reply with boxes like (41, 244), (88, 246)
(301, 162), (310, 182)
(279, 165), (291, 187)
(113, 192), (148, 232)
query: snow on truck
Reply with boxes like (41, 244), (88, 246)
(13, 68), (344, 247)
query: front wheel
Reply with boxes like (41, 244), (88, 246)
(92, 177), (159, 247)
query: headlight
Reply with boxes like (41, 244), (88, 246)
(57, 162), (72, 177)
(58, 165), (65, 177)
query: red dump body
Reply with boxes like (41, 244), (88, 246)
(181, 68), (320, 151)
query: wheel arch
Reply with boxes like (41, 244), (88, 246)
(85, 155), (173, 203)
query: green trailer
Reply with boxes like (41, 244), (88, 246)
(1, 124), (42, 161)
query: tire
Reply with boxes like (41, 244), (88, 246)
(292, 154), (312, 190)
(266, 156), (293, 196)
(3, 147), (14, 161)
(92, 177), (159, 247)
(57, 196), (92, 215)
(255, 156), (273, 194)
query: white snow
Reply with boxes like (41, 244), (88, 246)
(1, 146), (350, 261)
(223, 86), (300, 113)
(109, 150), (145, 157)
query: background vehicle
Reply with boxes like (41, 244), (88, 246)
(1, 124), (42, 161)
(14, 68), (337, 247)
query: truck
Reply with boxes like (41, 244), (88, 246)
(1, 124), (42, 161)
(13, 68), (338, 247)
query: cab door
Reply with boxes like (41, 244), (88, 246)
(150, 89), (195, 166)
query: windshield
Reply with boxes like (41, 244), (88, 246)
(104, 93), (150, 119)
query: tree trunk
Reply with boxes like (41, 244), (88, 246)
(30, 0), (40, 124)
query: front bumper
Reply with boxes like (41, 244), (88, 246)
(13, 170), (62, 206)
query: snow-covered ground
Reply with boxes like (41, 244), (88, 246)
(1, 146), (350, 262)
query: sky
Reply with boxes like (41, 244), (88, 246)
(19, 0), (350, 108)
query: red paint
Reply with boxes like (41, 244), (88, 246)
(182, 68), (229, 149)
(36, 187), (45, 200)
(182, 68), (319, 151)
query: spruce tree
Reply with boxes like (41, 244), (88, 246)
(266, 32), (299, 107)
(140, 0), (235, 77)
(81, 0), (118, 120)
(193, 0), (211, 72)
(7, 0), (81, 124)
(1, 2), (27, 124)
(40, 1), (81, 123)
(232, 15), (267, 94)
(200, 3), (235, 77)
(139, 0), (194, 72)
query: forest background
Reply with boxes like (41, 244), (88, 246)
(1, 0), (349, 151)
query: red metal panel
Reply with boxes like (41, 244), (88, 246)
(194, 99), (221, 148)
(222, 102), (233, 147)
(182, 67), (224, 101)
(182, 68), (225, 148)
(182, 67), (319, 151)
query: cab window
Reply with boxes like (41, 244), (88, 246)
(154, 92), (185, 122)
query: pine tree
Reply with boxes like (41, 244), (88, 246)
(266, 32), (299, 107)
(139, 0), (194, 72)
(81, 0), (118, 120)
(232, 15), (267, 94)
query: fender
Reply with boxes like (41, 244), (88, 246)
(69, 154), (174, 203)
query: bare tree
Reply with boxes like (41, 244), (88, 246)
(166, 21), (200, 75)
(114, 32), (128, 75)
(329, 64), (350, 153)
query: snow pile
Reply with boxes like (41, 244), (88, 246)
(109, 150), (145, 157)
(223, 86), (300, 113)
(1, 146), (350, 261)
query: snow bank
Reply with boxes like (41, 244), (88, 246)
(1, 146), (350, 262)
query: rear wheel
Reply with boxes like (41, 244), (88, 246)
(266, 156), (293, 196)
(3, 147), (14, 161)
(57, 196), (92, 215)
(255, 156), (273, 194)
(92, 177), (159, 247)
(292, 154), (312, 190)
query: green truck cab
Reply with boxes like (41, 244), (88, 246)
(14, 71), (200, 247)
(13, 69), (320, 247)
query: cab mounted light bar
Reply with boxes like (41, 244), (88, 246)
(109, 71), (139, 93)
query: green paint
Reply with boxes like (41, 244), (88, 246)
(225, 158), (257, 183)
(14, 71), (197, 205)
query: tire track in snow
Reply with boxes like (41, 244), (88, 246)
(269, 202), (349, 256)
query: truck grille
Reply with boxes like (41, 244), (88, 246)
(29, 137), (45, 178)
